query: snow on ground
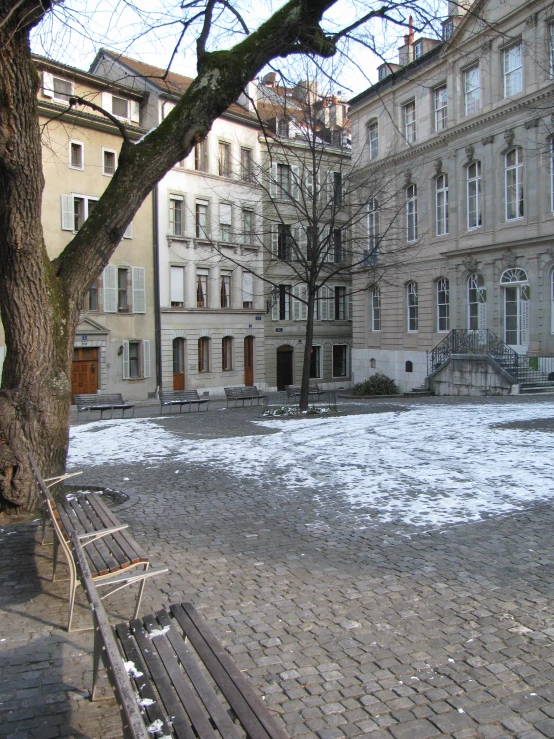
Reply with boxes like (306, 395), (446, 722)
(68, 403), (554, 528)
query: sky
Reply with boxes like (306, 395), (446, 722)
(31, 0), (447, 100)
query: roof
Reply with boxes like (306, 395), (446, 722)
(32, 54), (143, 99)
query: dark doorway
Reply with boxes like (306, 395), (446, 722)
(244, 336), (254, 386)
(173, 338), (185, 390)
(71, 347), (99, 399)
(276, 345), (294, 390)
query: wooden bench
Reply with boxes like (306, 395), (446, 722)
(30, 456), (166, 632)
(72, 534), (289, 739)
(74, 393), (135, 419)
(285, 384), (325, 398)
(224, 386), (267, 408)
(159, 389), (209, 414)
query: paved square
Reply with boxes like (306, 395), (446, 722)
(2, 395), (554, 738)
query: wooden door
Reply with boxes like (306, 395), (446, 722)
(276, 345), (294, 390)
(71, 348), (99, 399)
(173, 338), (185, 390)
(244, 336), (254, 386)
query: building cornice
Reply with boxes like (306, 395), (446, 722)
(38, 101), (146, 138)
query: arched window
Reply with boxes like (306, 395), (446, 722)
(405, 360), (413, 372)
(435, 174), (449, 236)
(505, 147), (524, 221)
(500, 269), (529, 348)
(222, 336), (233, 371)
(467, 161), (482, 229)
(406, 281), (418, 332)
(370, 358), (377, 369)
(198, 337), (210, 373)
(371, 286), (381, 331)
(406, 185), (418, 242)
(367, 199), (379, 263)
(367, 120), (379, 160)
(468, 273), (486, 331)
(437, 278), (450, 332)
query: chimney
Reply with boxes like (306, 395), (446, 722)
(398, 17), (415, 66)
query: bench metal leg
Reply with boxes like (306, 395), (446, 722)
(133, 563), (149, 619)
(91, 625), (102, 701)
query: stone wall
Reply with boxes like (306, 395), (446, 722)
(429, 355), (514, 396)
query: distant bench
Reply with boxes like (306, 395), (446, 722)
(159, 389), (210, 414)
(224, 386), (267, 408)
(285, 384), (325, 398)
(74, 393), (135, 419)
(72, 533), (289, 739)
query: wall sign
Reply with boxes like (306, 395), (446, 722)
(276, 328), (283, 332)
(81, 335), (88, 341)
(255, 316), (262, 321)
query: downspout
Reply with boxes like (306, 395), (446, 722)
(152, 183), (162, 393)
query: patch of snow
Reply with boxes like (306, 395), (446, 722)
(147, 625), (171, 639)
(123, 660), (143, 678)
(146, 719), (165, 735)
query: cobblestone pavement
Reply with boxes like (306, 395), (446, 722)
(2, 394), (554, 739)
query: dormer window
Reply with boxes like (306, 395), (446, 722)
(413, 41), (423, 59)
(277, 118), (289, 138)
(443, 20), (453, 40)
(378, 67), (387, 81)
(111, 95), (129, 119)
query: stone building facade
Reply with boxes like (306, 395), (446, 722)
(349, 0), (554, 393)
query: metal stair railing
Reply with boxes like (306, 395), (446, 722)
(427, 329), (519, 379)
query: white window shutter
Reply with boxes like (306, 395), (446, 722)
(323, 227), (332, 262)
(132, 266), (146, 313)
(305, 168), (314, 199)
(42, 72), (53, 97)
(292, 284), (300, 321)
(271, 291), (279, 320)
(61, 195), (74, 231)
(122, 340), (130, 380)
(242, 271), (253, 303)
(300, 284), (308, 320)
(143, 340), (151, 378)
(130, 101), (140, 123)
(123, 221), (133, 239)
(478, 301), (487, 330)
(103, 265), (117, 313)
(521, 297), (529, 345)
(321, 286), (329, 321)
(348, 290), (353, 320)
(270, 222), (278, 258)
(291, 165), (300, 200)
(170, 266), (185, 303)
(298, 225), (308, 260)
(101, 92), (112, 112)
(270, 163), (278, 199)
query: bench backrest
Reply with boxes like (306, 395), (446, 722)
(224, 386), (260, 398)
(74, 393), (125, 408)
(159, 390), (201, 401)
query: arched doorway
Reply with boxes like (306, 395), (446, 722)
(276, 345), (294, 390)
(172, 338), (185, 390)
(500, 268), (529, 352)
(244, 336), (254, 386)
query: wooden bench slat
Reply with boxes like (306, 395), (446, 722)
(63, 497), (121, 574)
(86, 494), (147, 565)
(131, 618), (198, 739)
(142, 613), (220, 739)
(171, 603), (284, 739)
(116, 622), (176, 738)
(156, 609), (243, 739)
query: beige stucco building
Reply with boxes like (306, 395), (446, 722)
(349, 0), (554, 393)
(0, 57), (156, 401)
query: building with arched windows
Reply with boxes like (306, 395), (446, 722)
(349, 0), (554, 394)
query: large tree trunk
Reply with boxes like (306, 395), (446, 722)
(0, 24), (77, 512)
(299, 288), (316, 411)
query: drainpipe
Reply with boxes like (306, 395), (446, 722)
(152, 183), (162, 392)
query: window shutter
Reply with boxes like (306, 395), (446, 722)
(61, 195), (74, 231)
(271, 291), (279, 320)
(478, 301), (487, 330)
(42, 72), (53, 97)
(347, 290), (353, 320)
(242, 271), (254, 303)
(305, 169), (314, 199)
(130, 101), (140, 123)
(321, 286), (329, 321)
(270, 222), (279, 258)
(143, 340), (151, 378)
(298, 224), (308, 260)
(123, 221), (133, 239)
(520, 296), (529, 345)
(170, 266), (185, 303)
(300, 284), (308, 320)
(101, 92), (112, 112)
(132, 266), (146, 313)
(270, 163), (278, 199)
(292, 284), (300, 320)
(291, 165), (300, 200)
(103, 265), (117, 313)
(122, 340), (130, 380)
(323, 226), (332, 262)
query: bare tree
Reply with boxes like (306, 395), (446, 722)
(0, 0), (446, 512)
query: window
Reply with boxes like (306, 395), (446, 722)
(463, 64), (480, 115)
(503, 42), (523, 97)
(371, 287), (381, 331)
(198, 337), (210, 373)
(64, 195), (98, 232)
(278, 223), (291, 261)
(366, 199), (379, 264)
(219, 202), (232, 242)
(241, 148), (252, 181)
(468, 273), (487, 331)
(505, 148), (524, 221)
(368, 121), (379, 159)
(405, 361), (413, 373)
(102, 149), (117, 176)
(222, 337), (233, 370)
(413, 41), (423, 59)
(277, 163), (291, 197)
(434, 86), (447, 132)
(87, 279), (98, 311)
(170, 265), (185, 307)
(279, 285), (291, 320)
(407, 281), (418, 332)
(310, 346), (322, 379)
(122, 339), (150, 380)
(53, 77), (72, 103)
(242, 271), (254, 308)
(220, 274), (231, 308)
(117, 268), (129, 312)
(435, 174), (449, 236)
(467, 161), (482, 229)
(333, 229), (343, 263)
(242, 209), (253, 245)
(437, 278), (450, 332)
(128, 341), (140, 378)
(332, 345), (348, 377)
(219, 141), (231, 177)
(334, 287), (346, 320)
(196, 200), (209, 239)
(406, 185), (418, 242)
(443, 19), (453, 40)
(197, 271), (208, 308)
(195, 138), (208, 172)
(379, 67), (387, 81)
(403, 100), (416, 143)
(102, 265), (144, 314)
(500, 269), (530, 347)
(333, 172), (343, 206)
(277, 118), (289, 138)
(111, 96), (129, 119)
(69, 141), (83, 170)
(169, 195), (184, 236)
